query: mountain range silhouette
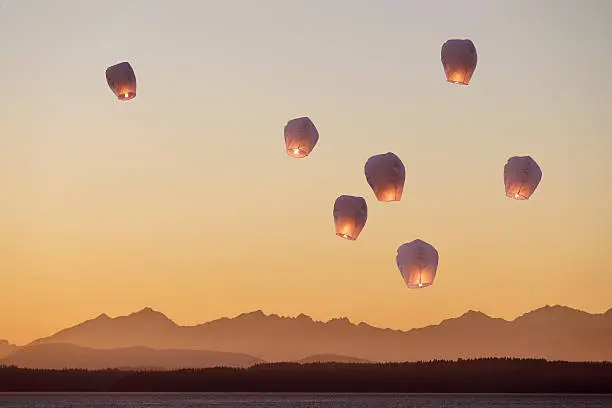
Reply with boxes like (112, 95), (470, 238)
(1, 305), (610, 369)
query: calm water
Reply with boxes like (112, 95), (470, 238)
(0, 394), (610, 408)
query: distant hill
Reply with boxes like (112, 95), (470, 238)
(26, 305), (612, 363)
(299, 354), (371, 364)
(0, 340), (18, 359)
(1, 343), (264, 370)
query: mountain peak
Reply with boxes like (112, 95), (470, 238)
(127, 307), (172, 319)
(95, 313), (110, 320)
(513, 305), (589, 322)
(536, 304), (578, 313)
(130, 307), (157, 316)
(461, 310), (490, 319)
(327, 317), (352, 326)
(439, 309), (492, 326)
(237, 310), (266, 319)
(117, 307), (178, 328)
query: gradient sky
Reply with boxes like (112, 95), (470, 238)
(1, 0), (611, 345)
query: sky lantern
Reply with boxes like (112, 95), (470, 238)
(333, 195), (367, 241)
(105, 62), (137, 101)
(396, 239), (439, 289)
(441, 39), (477, 85)
(364, 152), (406, 202)
(284, 117), (319, 158)
(504, 155), (543, 200)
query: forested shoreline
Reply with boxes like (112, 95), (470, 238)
(1, 358), (610, 393)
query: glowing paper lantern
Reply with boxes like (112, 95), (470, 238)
(504, 155), (543, 200)
(333, 195), (367, 241)
(441, 39), (477, 85)
(396, 239), (439, 289)
(364, 152), (406, 202)
(105, 62), (137, 101)
(284, 117), (319, 158)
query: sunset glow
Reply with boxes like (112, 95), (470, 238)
(0, 0), (610, 346)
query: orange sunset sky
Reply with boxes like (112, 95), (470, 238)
(1, 0), (611, 345)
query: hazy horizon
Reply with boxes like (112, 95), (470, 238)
(1, 0), (611, 345)
(3, 303), (610, 366)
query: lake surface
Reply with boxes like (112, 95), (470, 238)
(0, 394), (610, 408)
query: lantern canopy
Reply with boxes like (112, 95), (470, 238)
(284, 117), (319, 158)
(396, 239), (439, 289)
(333, 195), (368, 241)
(504, 155), (543, 200)
(105, 62), (137, 101)
(441, 39), (477, 85)
(364, 152), (406, 202)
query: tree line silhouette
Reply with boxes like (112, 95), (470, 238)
(0, 358), (610, 393)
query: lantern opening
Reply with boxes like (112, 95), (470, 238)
(287, 147), (308, 158)
(446, 71), (470, 85)
(334, 218), (359, 241)
(336, 232), (356, 241)
(117, 91), (136, 101)
(377, 187), (402, 202)
(506, 189), (530, 200)
(406, 281), (432, 289)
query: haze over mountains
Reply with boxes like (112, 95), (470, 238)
(1, 305), (610, 369)
(0, 340), (18, 360)
(2, 343), (263, 370)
